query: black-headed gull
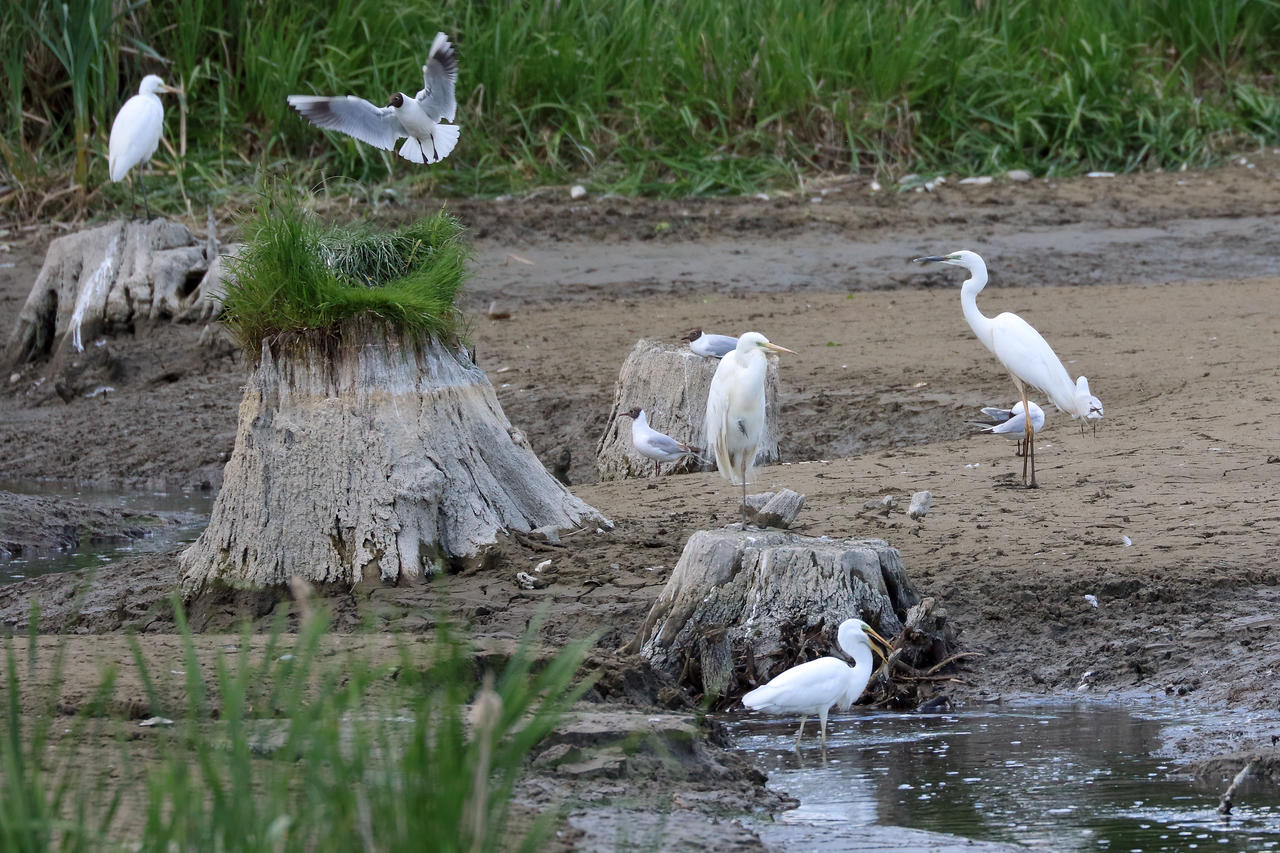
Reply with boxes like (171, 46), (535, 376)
(620, 408), (699, 477)
(288, 33), (460, 164)
(682, 328), (738, 358)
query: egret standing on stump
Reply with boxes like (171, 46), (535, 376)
(914, 251), (1103, 487)
(288, 33), (460, 164)
(742, 618), (889, 753)
(108, 75), (179, 219)
(704, 331), (795, 522)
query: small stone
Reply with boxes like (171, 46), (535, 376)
(958, 176), (993, 185)
(138, 717), (175, 727)
(1006, 169), (1033, 182)
(907, 490), (932, 521)
(515, 571), (542, 590)
(869, 180), (882, 192)
(1086, 171), (1115, 178)
(569, 184), (587, 200)
(1084, 594), (1099, 608)
(9, 373), (19, 384)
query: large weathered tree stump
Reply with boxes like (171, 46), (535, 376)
(3, 218), (232, 367)
(595, 339), (779, 480)
(630, 528), (945, 706)
(180, 326), (608, 593)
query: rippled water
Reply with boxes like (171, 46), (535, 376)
(730, 705), (1280, 852)
(0, 479), (213, 583)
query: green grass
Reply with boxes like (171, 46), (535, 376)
(1, 600), (592, 851)
(5, 0), (1280, 216)
(219, 200), (469, 355)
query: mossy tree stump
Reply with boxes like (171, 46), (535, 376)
(595, 340), (779, 480)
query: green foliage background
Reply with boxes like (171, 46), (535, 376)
(5, 0), (1280, 213)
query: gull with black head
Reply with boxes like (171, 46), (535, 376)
(288, 33), (460, 164)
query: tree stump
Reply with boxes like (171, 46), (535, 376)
(180, 325), (608, 594)
(3, 218), (232, 367)
(630, 528), (934, 705)
(595, 340), (779, 480)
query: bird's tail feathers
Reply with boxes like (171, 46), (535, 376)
(108, 155), (126, 183)
(430, 123), (461, 162)
(398, 137), (427, 164)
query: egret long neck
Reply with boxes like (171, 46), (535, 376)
(960, 272), (995, 353)
(849, 641), (874, 677)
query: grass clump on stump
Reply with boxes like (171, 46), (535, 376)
(181, 200), (606, 593)
(219, 202), (468, 356)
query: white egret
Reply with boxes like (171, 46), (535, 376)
(972, 400), (1045, 457)
(619, 408), (701, 476)
(288, 32), (460, 164)
(704, 331), (795, 521)
(914, 250), (1103, 487)
(742, 618), (890, 752)
(682, 328), (738, 358)
(108, 74), (179, 218)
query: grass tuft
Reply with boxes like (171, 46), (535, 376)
(2, 599), (592, 850)
(219, 198), (469, 356)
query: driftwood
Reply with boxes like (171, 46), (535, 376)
(595, 339), (779, 480)
(629, 527), (928, 705)
(180, 327), (608, 594)
(3, 217), (234, 368)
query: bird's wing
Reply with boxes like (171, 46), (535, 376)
(108, 95), (164, 181)
(979, 406), (1013, 423)
(646, 432), (695, 456)
(287, 95), (401, 150)
(705, 357), (737, 481)
(742, 658), (848, 712)
(706, 334), (738, 357)
(418, 32), (458, 121)
(990, 313), (1077, 413)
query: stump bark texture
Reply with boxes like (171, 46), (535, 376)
(595, 340), (779, 480)
(180, 328), (607, 593)
(632, 528), (920, 703)
(4, 219), (232, 367)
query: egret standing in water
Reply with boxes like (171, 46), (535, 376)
(742, 618), (889, 753)
(288, 33), (460, 164)
(704, 331), (795, 521)
(914, 250), (1103, 487)
(108, 75), (179, 219)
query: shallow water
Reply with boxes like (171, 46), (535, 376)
(730, 705), (1280, 852)
(0, 479), (213, 583)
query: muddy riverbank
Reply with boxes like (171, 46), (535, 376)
(1, 161), (1278, 848)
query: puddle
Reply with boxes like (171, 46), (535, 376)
(729, 705), (1280, 852)
(0, 479), (213, 583)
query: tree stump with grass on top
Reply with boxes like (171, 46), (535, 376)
(179, 205), (607, 594)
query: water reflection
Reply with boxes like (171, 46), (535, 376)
(0, 479), (213, 583)
(730, 706), (1280, 852)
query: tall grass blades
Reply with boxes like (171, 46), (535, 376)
(218, 197), (469, 354)
(2, 600), (591, 850)
(5, 0), (1280, 210)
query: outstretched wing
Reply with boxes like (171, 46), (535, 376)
(418, 32), (458, 121)
(287, 95), (401, 150)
